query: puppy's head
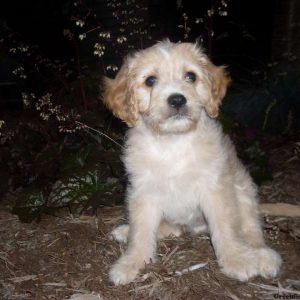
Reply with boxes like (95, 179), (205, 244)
(102, 40), (230, 133)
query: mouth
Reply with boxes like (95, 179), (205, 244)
(168, 114), (188, 122)
(167, 106), (189, 119)
(158, 111), (195, 134)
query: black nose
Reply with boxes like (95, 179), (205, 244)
(167, 93), (187, 109)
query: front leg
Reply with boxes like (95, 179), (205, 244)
(200, 184), (281, 281)
(109, 198), (161, 285)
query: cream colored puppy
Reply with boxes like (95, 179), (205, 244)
(103, 40), (281, 285)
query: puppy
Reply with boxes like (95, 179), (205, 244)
(102, 40), (282, 285)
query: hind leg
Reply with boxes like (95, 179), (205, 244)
(111, 219), (182, 244)
(157, 220), (182, 239)
(186, 211), (209, 235)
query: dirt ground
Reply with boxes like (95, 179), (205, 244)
(0, 140), (299, 300)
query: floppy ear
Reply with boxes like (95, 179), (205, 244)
(102, 61), (138, 127)
(205, 62), (231, 118)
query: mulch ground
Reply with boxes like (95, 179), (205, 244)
(0, 139), (299, 300)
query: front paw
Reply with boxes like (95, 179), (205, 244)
(109, 257), (142, 285)
(256, 247), (282, 278)
(220, 246), (281, 281)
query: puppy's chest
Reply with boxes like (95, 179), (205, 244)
(125, 134), (221, 182)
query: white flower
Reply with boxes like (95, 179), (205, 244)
(116, 36), (127, 44)
(22, 92), (31, 106)
(12, 66), (27, 79)
(99, 31), (111, 39)
(207, 9), (214, 17)
(93, 43), (106, 57)
(106, 65), (118, 71)
(219, 11), (228, 16)
(20, 46), (29, 52)
(79, 33), (86, 40)
(221, 0), (228, 7)
(195, 18), (203, 24)
(75, 20), (85, 27)
(93, 50), (104, 57)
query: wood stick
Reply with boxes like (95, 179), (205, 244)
(260, 203), (300, 217)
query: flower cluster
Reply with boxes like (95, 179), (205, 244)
(75, 20), (85, 27)
(0, 120), (5, 137)
(0, 120), (16, 145)
(70, 0), (152, 73)
(178, 0), (228, 48)
(35, 93), (61, 121)
(99, 31), (111, 39)
(94, 43), (105, 57)
(12, 66), (26, 79)
(58, 121), (86, 134)
(178, 13), (191, 40)
(9, 45), (29, 53)
(21, 92), (86, 134)
(79, 33), (86, 40)
(22, 92), (36, 107)
(116, 36), (127, 44)
(106, 65), (119, 72)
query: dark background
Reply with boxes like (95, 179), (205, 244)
(0, 0), (287, 61)
(0, 0), (299, 131)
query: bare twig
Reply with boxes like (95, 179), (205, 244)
(249, 282), (300, 296)
(9, 275), (37, 283)
(75, 121), (124, 149)
(162, 245), (179, 265)
(260, 203), (300, 217)
(171, 262), (208, 276)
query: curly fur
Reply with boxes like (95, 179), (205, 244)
(102, 40), (282, 285)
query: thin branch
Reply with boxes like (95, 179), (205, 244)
(75, 121), (124, 149)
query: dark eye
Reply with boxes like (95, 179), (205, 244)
(185, 72), (197, 82)
(145, 76), (157, 87)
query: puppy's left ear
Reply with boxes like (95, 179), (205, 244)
(205, 62), (231, 118)
(102, 60), (138, 127)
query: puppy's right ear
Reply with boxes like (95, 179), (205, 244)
(102, 62), (138, 127)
